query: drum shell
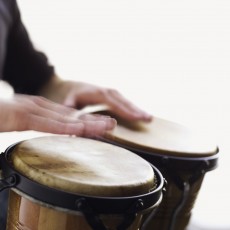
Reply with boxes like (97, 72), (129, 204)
(7, 189), (144, 230)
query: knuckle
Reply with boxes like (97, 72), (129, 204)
(96, 88), (107, 97)
(98, 88), (117, 98)
(107, 88), (118, 95)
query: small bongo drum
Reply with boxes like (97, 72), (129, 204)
(0, 136), (164, 230)
(99, 115), (218, 230)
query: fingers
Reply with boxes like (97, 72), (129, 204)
(26, 114), (115, 137)
(97, 89), (153, 122)
(63, 92), (77, 108)
(79, 114), (117, 130)
(105, 89), (152, 121)
(77, 120), (108, 137)
(63, 86), (152, 122)
(0, 95), (116, 136)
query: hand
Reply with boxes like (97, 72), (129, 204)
(41, 77), (152, 122)
(0, 94), (116, 137)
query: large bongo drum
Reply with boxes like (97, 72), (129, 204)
(0, 136), (164, 230)
(98, 114), (218, 230)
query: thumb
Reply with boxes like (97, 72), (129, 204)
(63, 93), (77, 108)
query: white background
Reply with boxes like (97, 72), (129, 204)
(4, 1), (230, 229)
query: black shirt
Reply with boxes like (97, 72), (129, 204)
(0, 0), (54, 95)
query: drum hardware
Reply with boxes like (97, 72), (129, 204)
(75, 198), (107, 230)
(0, 175), (17, 192)
(75, 198), (144, 230)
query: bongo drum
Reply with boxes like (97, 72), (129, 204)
(99, 114), (218, 230)
(0, 136), (164, 230)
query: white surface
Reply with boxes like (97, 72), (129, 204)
(2, 1), (230, 229)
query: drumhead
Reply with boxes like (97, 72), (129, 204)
(103, 116), (218, 158)
(9, 136), (155, 197)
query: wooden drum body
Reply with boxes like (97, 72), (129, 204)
(100, 116), (219, 230)
(0, 136), (164, 230)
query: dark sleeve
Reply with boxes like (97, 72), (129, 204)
(2, 0), (55, 95)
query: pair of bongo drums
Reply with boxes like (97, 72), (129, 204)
(0, 111), (218, 230)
